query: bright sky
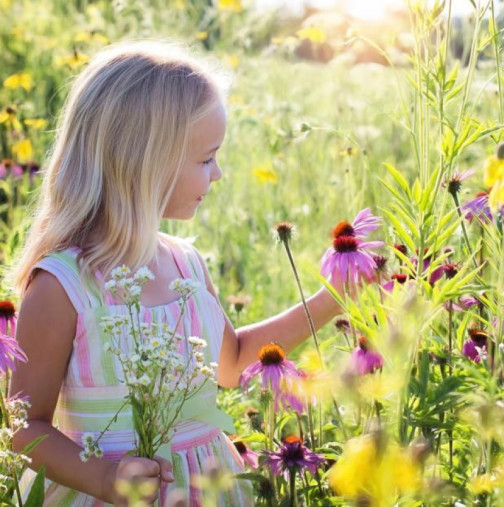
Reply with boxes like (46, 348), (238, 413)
(255, 0), (479, 20)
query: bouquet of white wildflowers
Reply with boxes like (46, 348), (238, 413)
(81, 266), (217, 461)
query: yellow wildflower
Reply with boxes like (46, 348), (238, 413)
(484, 155), (504, 187)
(3, 73), (33, 91)
(252, 166), (278, 184)
(485, 144), (504, 211)
(223, 54), (240, 69)
(328, 434), (422, 505)
(12, 139), (33, 163)
(55, 52), (90, 69)
(357, 372), (404, 403)
(196, 31), (208, 41)
(0, 107), (21, 130)
(218, 0), (243, 12)
(296, 26), (327, 44)
(469, 474), (497, 494)
(24, 118), (48, 130)
(271, 36), (284, 45)
(174, 0), (185, 8)
(74, 32), (109, 45)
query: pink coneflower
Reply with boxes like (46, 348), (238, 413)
(0, 301), (17, 338)
(461, 192), (493, 223)
(321, 235), (383, 285)
(0, 334), (27, 374)
(264, 435), (325, 478)
(233, 440), (260, 470)
(462, 328), (488, 363)
(239, 343), (303, 412)
(349, 337), (383, 375)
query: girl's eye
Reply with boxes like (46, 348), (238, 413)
(202, 157), (214, 165)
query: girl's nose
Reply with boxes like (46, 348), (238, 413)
(211, 163), (222, 183)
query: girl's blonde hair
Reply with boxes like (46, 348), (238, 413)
(8, 40), (228, 300)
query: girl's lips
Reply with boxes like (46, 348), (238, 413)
(197, 196), (203, 202)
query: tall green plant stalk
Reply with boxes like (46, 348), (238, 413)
(491, 0), (504, 124)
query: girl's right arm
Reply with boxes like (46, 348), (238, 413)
(9, 271), (173, 504)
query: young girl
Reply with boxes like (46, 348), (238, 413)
(8, 40), (342, 506)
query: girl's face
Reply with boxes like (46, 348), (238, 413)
(163, 100), (226, 220)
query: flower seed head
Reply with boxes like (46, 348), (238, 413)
(497, 143), (504, 160)
(332, 221), (355, 238)
(275, 222), (294, 243)
(258, 343), (286, 365)
(0, 301), (15, 318)
(391, 273), (408, 284)
(393, 244), (407, 256)
(233, 441), (247, 454)
(333, 235), (358, 253)
(468, 327), (489, 346)
(373, 255), (388, 271)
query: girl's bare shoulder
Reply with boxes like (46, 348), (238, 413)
(19, 268), (77, 338)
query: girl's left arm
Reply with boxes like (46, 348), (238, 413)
(194, 251), (343, 388)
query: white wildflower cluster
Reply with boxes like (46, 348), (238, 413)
(169, 278), (201, 299)
(94, 265), (217, 458)
(0, 395), (32, 488)
(104, 265), (155, 305)
(79, 432), (104, 463)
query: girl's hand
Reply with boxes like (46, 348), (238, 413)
(105, 455), (175, 506)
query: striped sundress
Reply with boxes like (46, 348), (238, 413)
(19, 236), (254, 506)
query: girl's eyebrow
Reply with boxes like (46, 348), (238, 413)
(203, 145), (221, 154)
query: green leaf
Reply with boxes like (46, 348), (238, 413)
(390, 204), (420, 239)
(21, 435), (48, 456)
(382, 209), (417, 254)
(24, 466), (45, 507)
(412, 178), (421, 205)
(378, 178), (410, 208)
(445, 82), (465, 102)
(233, 472), (268, 483)
(383, 163), (411, 198)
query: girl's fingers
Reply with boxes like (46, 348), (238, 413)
(152, 455), (175, 482)
(120, 457), (161, 479)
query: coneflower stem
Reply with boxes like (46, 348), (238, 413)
(344, 280), (357, 347)
(447, 300), (454, 481)
(267, 395), (278, 501)
(279, 237), (348, 438)
(289, 469), (297, 507)
(450, 192), (477, 269)
(279, 239), (322, 359)
(307, 402), (323, 495)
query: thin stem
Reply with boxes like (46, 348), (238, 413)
(279, 239), (321, 358)
(450, 191), (477, 268)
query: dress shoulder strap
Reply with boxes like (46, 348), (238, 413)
(160, 234), (206, 284)
(28, 248), (103, 313)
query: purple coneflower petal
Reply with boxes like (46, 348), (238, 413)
(352, 208), (382, 237)
(0, 334), (27, 374)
